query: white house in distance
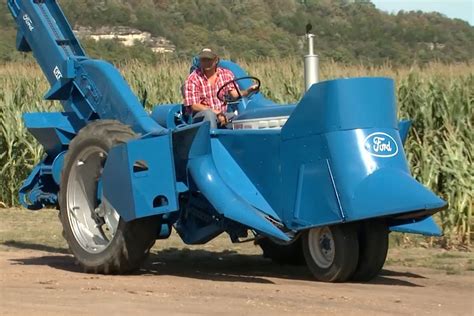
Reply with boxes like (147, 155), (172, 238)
(74, 26), (176, 53)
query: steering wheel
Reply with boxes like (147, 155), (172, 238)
(217, 76), (261, 102)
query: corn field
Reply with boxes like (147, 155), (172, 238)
(0, 59), (472, 247)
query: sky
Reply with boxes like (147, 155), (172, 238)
(371, 0), (474, 25)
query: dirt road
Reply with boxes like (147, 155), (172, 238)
(1, 246), (473, 316)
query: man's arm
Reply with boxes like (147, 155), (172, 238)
(228, 84), (259, 99)
(190, 103), (213, 112)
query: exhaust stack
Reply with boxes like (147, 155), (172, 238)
(304, 23), (319, 91)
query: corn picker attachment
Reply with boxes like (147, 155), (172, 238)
(8, 0), (447, 282)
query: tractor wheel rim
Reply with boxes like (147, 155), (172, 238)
(66, 146), (119, 254)
(308, 226), (335, 269)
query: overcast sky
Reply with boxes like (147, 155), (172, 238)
(371, 0), (474, 25)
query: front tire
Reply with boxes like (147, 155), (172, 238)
(59, 120), (160, 274)
(302, 224), (359, 282)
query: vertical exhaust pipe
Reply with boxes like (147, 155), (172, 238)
(304, 23), (319, 91)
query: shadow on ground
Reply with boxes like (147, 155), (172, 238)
(3, 240), (423, 287)
(3, 240), (69, 254)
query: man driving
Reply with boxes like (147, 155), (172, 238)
(183, 48), (258, 128)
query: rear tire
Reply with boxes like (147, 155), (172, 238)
(351, 220), (389, 281)
(302, 224), (359, 282)
(59, 120), (160, 274)
(257, 237), (305, 265)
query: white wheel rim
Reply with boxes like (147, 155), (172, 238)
(66, 146), (120, 254)
(308, 226), (335, 269)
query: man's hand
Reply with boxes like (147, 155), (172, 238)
(216, 112), (228, 126)
(247, 83), (259, 93)
(242, 83), (259, 97)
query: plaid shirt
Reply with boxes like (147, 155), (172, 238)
(184, 67), (235, 113)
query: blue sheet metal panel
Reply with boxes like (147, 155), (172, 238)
(23, 112), (77, 156)
(210, 138), (281, 220)
(349, 168), (446, 218)
(279, 133), (343, 228)
(389, 216), (442, 236)
(150, 104), (182, 128)
(184, 123), (289, 241)
(102, 134), (178, 221)
(398, 119), (412, 145)
(188, 156), (289, 241)
(78, 60), (167, 135)
(51, 151), (66, 184)
(23, 112), (76, 133)
(291, 161), (343, 228)
(282, 77), (397, 140)
(325, 127), (409, 177)
(44, 61), (77, 100)
(214, 130), (284, 217)
(323, 128), (446, 220)
(102, 147), (134, 220)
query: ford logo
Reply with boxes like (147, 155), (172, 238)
(363, 132), (398, 158)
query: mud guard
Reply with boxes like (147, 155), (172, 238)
(102, 134), (179, 221)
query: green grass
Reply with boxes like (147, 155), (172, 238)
(385, 247), (473, 275)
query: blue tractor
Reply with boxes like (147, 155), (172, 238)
(8, 0), (447, 282)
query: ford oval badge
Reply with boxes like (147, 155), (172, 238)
(363, 132), (399, 158)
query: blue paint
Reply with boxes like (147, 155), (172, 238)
(389, 216), (442, 236)
(23, 112), (77, 156)
(282, 77), (398, 140)
(151, 104), (183, 128)
(398, 119), (412, 144)
(211, 138), (280, 221)
(102, 134), (178, 221)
